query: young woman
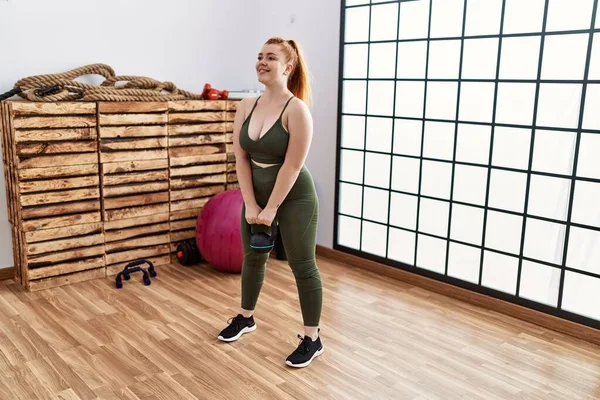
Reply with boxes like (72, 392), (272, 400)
(217, 37), (324, 368)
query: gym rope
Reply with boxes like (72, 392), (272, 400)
(0, 63), (205, 102)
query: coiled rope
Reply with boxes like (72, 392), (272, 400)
(1, 63), (205, 102)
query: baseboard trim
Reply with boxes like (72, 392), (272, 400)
(0, 267), (14, 281)
(316, 245), (600, 347)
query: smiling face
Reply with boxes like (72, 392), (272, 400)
(256, 43), (294, 86)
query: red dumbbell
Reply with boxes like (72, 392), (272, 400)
(201, 83), (229, 100)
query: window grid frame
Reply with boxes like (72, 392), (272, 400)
(334, 0), (600, 330)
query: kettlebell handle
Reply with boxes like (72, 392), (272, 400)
(247, 219), (278, 237)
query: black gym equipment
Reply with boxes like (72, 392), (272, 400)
(248, 220), (278, 254)
(115, 259), (157, 289)
(176, 239), (202, 266)
(174, 221), (287, 267)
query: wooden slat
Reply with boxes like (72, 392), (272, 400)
(102, 159), (169, 174)
(13, 115), (96, 129)
(100, 149), (167, 163)
(14, 127), (96, 143)
(170, 174), (227, 190)
(98, 102), (168, 113)
(19, 176), (99, 194)
(170, 197), (211, 212)
(21, 200), (100, 220)
(105, 222), (170, 242)
(168, 134), (225, 147)
(27, 244), (105, 267)
(28, 267), (105, 292)
(227, 182), (240, 190)
(170, 229), (195, 242)
(103, 182), (169, 197)
(28, 256), (105, 280)
(169, 154), (227, 167)
(99, 125), (167, 138)
(100, 137), (167, 151)
(226, 100), (239, 111)
(102, 170), (168, 186)
(18, 164), (98, 180)
(25, 222), (103, 243)
(168, 123), (227, 135)
(17, 141), (97, 156)
(22, 212), (101, 232)
(226, 112), (236, 122)
(169, 185), (225, 202)
(104, 212), (170, 231)
(225, 133), (233, 143)
(170, 163), (227, 178)
(105, 244), (170, 266)
(168, 144), (224, 158)
(105, 233), (170, 253)
(11, 102), (96, 115)
(227, 173), (238, 183)
(226, 163), (236, 173)
(105, 203), (169, 222)
(20, 188), (100, 207)
(168, 100), (227, 112)
(103, 192), (169, 210)
(170, 208), (201, 221)
(169, 218), (196, 231)
(98, 113), (167, 126)
(27, 233), (105, 256)
(168, 112), (225, 124)
(19, 153), (98, 169)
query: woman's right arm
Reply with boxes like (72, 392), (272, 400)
(232, 98), (259, 212)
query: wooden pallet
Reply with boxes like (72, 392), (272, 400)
(98, 102), (172, 275)
(0, 98), (241, 290)
(225, 101), (239, 190)
(0, 101), (105, 290)
(167, 100), (231, 254)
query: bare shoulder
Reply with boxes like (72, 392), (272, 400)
(237, 96), (258, 112)
(284, 97), (312, 137)
(286, 97), (312, 123)
(234, 96), (259, 120)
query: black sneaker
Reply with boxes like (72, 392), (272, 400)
(217, 314), (256, 342)
(285, 331), (324, 368)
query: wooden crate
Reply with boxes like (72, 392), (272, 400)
(0, 98), (242, 290)
(97, 102), (172, 275)
(166, 100), (230, 254)
(0, 101), (105, 290)
(225, 101), (239, 190)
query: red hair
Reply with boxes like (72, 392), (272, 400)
(264, 37), (312, 106)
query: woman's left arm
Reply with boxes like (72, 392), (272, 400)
(256, 100), (313, 224)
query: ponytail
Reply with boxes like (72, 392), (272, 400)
(264, 37), (312, 107)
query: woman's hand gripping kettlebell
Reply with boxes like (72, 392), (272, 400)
(256, 206), (277, 226)
(245, 203), (263, 225)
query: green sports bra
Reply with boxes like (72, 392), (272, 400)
(239, 96), (293, 164)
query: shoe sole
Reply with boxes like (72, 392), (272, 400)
(285, 345), (325, 368)
(217, 324), (256, 342)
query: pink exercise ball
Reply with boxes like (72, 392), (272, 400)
(195, 189), (244, 273)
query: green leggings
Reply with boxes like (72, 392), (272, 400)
(240, 162), (322, 327)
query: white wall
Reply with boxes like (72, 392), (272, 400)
(0, 0), (341, 268)
(251, 0), (342, 249)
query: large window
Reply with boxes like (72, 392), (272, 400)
(334, 0), (600, 329)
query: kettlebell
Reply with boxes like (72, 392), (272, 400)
(247, 220), (278, 253)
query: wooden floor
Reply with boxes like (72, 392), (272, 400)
(0, 255), (599, 400)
